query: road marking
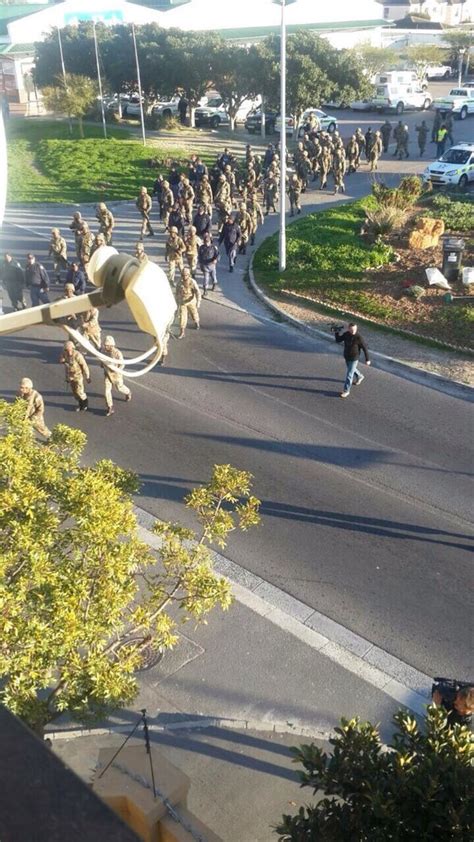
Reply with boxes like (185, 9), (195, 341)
(134, 507), (432, 717)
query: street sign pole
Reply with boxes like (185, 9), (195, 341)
(93, 21), (107, 140)
(57, 26), (72, 135)
(131, 23), (146, 147)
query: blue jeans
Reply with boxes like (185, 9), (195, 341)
(344, 359), (362, 393)
(226, 243), (238, 269)
(202, 264), (217, 290)
(30, 286), (50, 307)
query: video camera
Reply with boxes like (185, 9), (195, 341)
(432, 676), (473, 705)
(329, 323), (345, 333)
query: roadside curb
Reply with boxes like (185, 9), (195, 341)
(248, 253), (474, 402)
(133, 506), (432, 719)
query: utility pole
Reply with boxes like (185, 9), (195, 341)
(57, 26), (72, 135)
(93, 21), (107, 140)
(131, 23), (146, 147)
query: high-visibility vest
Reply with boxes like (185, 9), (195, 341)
(437, 128), (447, 143)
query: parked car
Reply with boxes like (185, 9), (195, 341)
(425, 64), (453, 80)
(195, 96), (256, 128)
(432, 87), (474, 120)
(275, 108), (338, 136)
(152, 95), (181, 119)
(245, 108), (277, 134)
(122, 95), (148, 117)
(422, 142), (474, 189)
(372, 83), (432, 114)
(350, 99), (374, 111)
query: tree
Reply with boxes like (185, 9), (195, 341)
(276, 707), (474, 840)
(211, 43), (265, 131)
(0, 400), (260, 737)
(41, 73), (98, 138)
(34, 22), (111, 89)
(353, 42), (398, 80)
(405, 44), (445, 82)
(443, 28), (474, 78)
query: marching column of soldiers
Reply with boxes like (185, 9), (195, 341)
(4, 108), (443, 432)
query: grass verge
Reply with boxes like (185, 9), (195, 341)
(6, 119), (190, 204)
(253, 198), (474, 349)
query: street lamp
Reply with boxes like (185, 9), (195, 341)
(273, 0), (298, 273)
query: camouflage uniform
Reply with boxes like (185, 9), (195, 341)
(165, 228), (186, 284)
(197, 176), (213, 216)
(160, 182), (174, 227)
(69, 212), (84, 260)
(176, 269), (201, 337)
(319, 147), (332, 189)
(263, 174), (279, 214)
(297, 152), (312, 193)
(77, 224), (94, 267)
(247, 194), (264, 245)
(60, 343), (90, 411)
(287, 174), (302, 216)
(380, 120), (392, 153)
(354, 129), (365, 168)
(135, 241), (149, 265)
(80, 307), (101, 350)
(214, 177), (232, 231)
(19, 379), (51, 439)
(102, 336), (131, 415)
(181, 178), (195, 223)
(416, 121), (429, 156)
(369, 131), (383, 172)
(394, 122), (409, 160)
(91, 233), (106, 257)
(48, 229), (68, 280)
(184, 227), (201, 276)
(96, 203), (115, 244)
(236, 204), (253, 254)
(332, 147), (346, 194)
(136, 187), (154, 238)
(345, 136), (359, 173)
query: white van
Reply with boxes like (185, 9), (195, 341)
(373, 82), (432, 114)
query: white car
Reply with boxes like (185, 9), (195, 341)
(432, 87), (474, 120)
(152, 95), (181, 119)
(373, 84), (432, 114)
(275, 108), (338, 136)
(425, 64), (453, 80)
(194, 96), (256, 128)
(423, 142), (474, 189)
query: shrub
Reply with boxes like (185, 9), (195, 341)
(372, 176), (424, 210)
(364, 206), (408, 238)
(424, 194), (473, 232)
(406, 284), (426, 300)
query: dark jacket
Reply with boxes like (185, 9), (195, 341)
(219, 221), (241, 250)
(193, 211), (211, 237)
(336, 330), (369, 362)
(66, 267), (87, 295)
(198, 242), (219, 266)
(1, 259), (24, 292)
(25, 262), (49, 290)
(168, 209), (185, 237)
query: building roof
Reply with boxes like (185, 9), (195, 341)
(213, 20), (388, 42)
(0, 42), (36, 56)
(0, 3), (49, 35)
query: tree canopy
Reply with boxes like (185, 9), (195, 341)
(41, 73), (98, 137)
(276, 707), (474, 840)
(0, 400), (260, 737)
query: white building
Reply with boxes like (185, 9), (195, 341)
(379, 0), (473, 24)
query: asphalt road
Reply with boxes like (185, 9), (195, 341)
(1, 126), (473, 682)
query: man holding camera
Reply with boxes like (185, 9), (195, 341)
(334, 323), (370, 398)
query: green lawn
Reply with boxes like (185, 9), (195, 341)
(6, 119), (190, 203)
(253, 201), (399, 321)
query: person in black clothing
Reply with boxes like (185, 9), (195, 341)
(335, 322), (370, 398)
(364, 127), (374, 161)
(178, 95), (188, 125)
(219, 214), (241, 273)
(66, 261), (87, 295)
(432, 683), (474, 728)
(198, 232), (219, 295)
(168, 204), (186, 238)
(24, 253), (50, 307)
(193, 206), (211, 238)
(1, 253), (26, 310)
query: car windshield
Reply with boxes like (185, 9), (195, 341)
(449, 90), (467, 97)
(440, 149), (471, 164)
(207, 98), (222, 107)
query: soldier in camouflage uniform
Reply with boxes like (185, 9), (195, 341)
(196, 175), (213, 217)
(18, 377), (51, 440)
(319, 145), (332, 190)
(214, 175), (233, 231)
(345, 135), (359, 174)
(136, 186), (154, 238)
(263, 173), (279, 215)
(101, 335), (131, 417)
(415, 120), (428, 156)
(160, 180), (174, 228)
(96, 202), (115, 244)
(48, 228), (68, 282)
(135, 241), (149, 265)
(247, 191), (264, 246)
(236, 203), (253, 255)
(394, 121), (409, 160)
(369, 130), (383, 172)
(332, 146), (346, 194)
(69, 211), (84, 260)
(90, 232), (106, 258)
(176, 267), (201, 339)
(296, 150), (312, 193)
(165, 226), (186, 285)
(354, 129), (365, 168)
(184, 226), (201, 277)
(60, 340), (90, 412)
(77, 222), (94, 269)
(287, 173), (302, 217)
(380, 119), (392, 153)
(181, 177), (195, 224)
(80, 306), (101, 350)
